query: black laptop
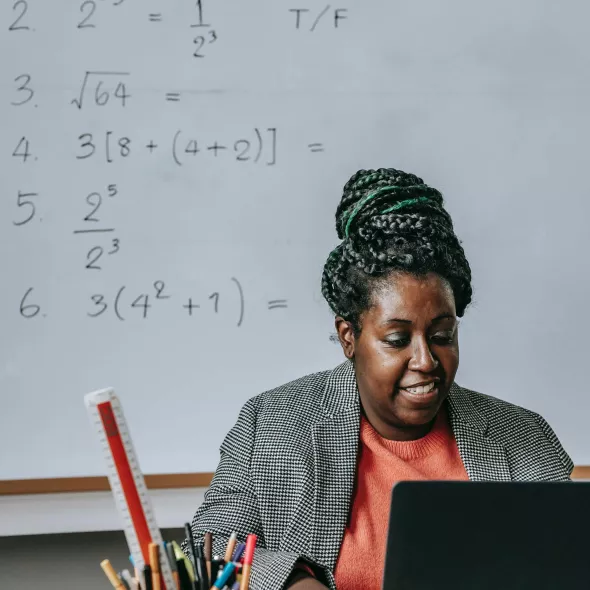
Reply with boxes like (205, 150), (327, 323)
(383, 481), (590, 590)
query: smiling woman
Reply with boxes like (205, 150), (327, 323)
(335, 273), (460, 442)
(183, 168), (573, 590)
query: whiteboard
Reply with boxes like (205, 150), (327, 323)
(1, 0), (589, 480)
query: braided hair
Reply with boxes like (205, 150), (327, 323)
(321, 168), (472, 335)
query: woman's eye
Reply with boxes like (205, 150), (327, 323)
(431, 332), (454, 344)
(385, 330), (455, 348)
(385, 336), (410, 348)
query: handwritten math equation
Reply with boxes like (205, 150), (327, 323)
(8, 1), (349, 41)
(5, 0), (342, 326)
(19, 278), (289, 326)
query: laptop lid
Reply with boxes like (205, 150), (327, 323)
(383, 481), (590, 590)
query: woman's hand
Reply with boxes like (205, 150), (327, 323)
(285, 565), (329, 589)
(288, 577), (329, 589)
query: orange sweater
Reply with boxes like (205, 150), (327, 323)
(333, 408), (469, 590)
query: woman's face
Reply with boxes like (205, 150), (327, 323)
(336, 272), (459, 441)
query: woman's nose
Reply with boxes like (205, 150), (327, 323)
(408, 337), (439, 372)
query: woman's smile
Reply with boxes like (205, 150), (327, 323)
(397, 383), (440, 408)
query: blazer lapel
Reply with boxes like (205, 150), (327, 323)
(447, 383), (512, 481)
(310, 361), (360, 569)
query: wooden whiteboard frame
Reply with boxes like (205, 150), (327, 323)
(0, 473), (214, 495)
(1, 467), (589, 495)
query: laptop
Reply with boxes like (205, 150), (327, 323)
(382, 481), (590, 590)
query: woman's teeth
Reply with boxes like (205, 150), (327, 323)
(403, 382), (436, 394)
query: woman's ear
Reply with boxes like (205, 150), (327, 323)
(335, 316), (355, 359)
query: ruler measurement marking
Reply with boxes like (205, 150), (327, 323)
(98, 400), (153, 567)
(86, 390), (175, 590)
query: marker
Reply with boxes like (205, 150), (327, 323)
(211, 562), (235, 589)
(177, 559), (193, 590)
(124, 572), (139, 590)
(172, 541), (195, 583)
(232, 543), (245, 562)
(204, 532), (212, 580)
(101, 559), (126, 590)
(231, 583), (241, 590)
(184, 523), (200, 590)
(149, 543), (161, 590)
(195, 544), (209, 589)
(165, 542), (180, 590)
(117, 572), (131, 590)
(210, 557), (224, 583)
(239, 534), (257, 590)
(224, 532), (237, 563)
(121, 569), (134, 590)
(143, 564), (153, 590)
(118, 572), (131, 590)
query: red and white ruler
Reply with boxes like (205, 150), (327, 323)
(85, 388), (175, 590)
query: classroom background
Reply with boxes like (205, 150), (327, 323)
(2, 0), (590, 587)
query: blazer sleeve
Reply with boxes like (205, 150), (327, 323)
(184, 397), (332, 590)
(533, 413), (574, 478)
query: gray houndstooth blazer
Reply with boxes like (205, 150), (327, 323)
(186, 360), (573, 589)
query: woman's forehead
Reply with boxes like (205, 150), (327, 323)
(368, 273), (456, 321)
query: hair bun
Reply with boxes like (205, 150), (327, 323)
(335, 168), (444, 240)
(322, 166), (472, 327)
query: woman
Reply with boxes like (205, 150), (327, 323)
(185, 168), (572, 590)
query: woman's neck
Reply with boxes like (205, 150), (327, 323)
(360, 405), (438, 441)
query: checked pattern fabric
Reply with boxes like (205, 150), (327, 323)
(185, 360), (573, 589)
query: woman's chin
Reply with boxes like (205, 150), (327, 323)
(391, 388), (445, 426)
